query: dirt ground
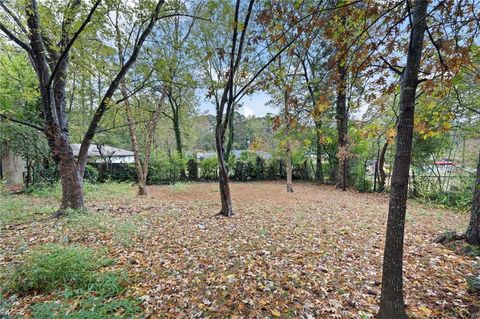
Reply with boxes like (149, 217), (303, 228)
(1, 181), (478, 318)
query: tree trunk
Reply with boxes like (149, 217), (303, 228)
(378, 1), (428, 318)
(173, 111), (183, 157)
(315, 120), (324, 184)
(466, 150), (480, 245)
(285, 92), (293, 193)
(335, 62), (348, 191)
(47, 127), (84, 211)
(286, 139), (294, 192)
(378, 141), (389, 192)
(216, 125), (234, 217)
(124, 102), (147, 195)
(225, 110), (235, 160)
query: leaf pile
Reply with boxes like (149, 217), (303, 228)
(1, 182), (478, 318)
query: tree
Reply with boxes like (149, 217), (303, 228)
(378, 1), (428, 317)
(466, 150), (480, 245)
(151, 1), (199, 158)
(0, 0), (165, 211)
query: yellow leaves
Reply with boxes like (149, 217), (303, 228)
(314, 98), (330, 115)
(418, 305), (432, 316)
(386, 128), (397, 142)
(270, 309), (281, 317)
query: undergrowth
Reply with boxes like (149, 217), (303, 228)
(1, 244), (142, 319)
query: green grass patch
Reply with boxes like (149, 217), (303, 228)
(3, 244), (114, 294)
(24, 182), (134, 201)
(0, 192), (54, 226)
(1, 244), (142, 318)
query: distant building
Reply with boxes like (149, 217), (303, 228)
(196, 150), (272, 161)
(70, 144), (135, 164)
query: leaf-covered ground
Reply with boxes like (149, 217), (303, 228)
(1, 182), (479, 318)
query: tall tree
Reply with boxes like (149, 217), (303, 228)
(378, 1), (428, 317)
(0, 0), (165, 211)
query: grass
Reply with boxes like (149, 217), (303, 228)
(1, 243), (141, 319)
(24, 181), (135, 201)
(3, 244), (114, 294)
(0, 191), (54, 227)
(168, 182), (192, 193)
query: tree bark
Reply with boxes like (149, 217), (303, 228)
(286, 140), (294, 192)
(216, 124), (234, 216)
(315, 119), (324, 184)
(173, 111), (183, 157)
(335, 62), (348, 191)
(378, 140), (389, 192)
(46, 125), (84, 210)
(285, 92), (293, 193)
(378, 1), (428, 318)
(225, 110), (235, 160)
(466, 150), (480, 245)
(123, 100), (147, 195)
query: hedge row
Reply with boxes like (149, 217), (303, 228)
(88, 153), (315, 184)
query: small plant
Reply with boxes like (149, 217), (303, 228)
(466, 275), (480, 293)
(4, 244), (112, 294)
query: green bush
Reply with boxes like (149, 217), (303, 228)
(84, 164), (99, 183)
(416, 189), (473, 210)
(255, 156), (265, 179)
(4, 244), (113, 294)
(148, 153), (186, 183)
(232, 151), (264, 181)
(266, 159), (280, 179)
(199, 157), (218, 180)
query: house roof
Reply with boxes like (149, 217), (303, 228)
(197, 150), (272, 160)
(70, 144), (134, 158)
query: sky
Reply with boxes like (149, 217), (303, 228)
(198, 92), (277, 117)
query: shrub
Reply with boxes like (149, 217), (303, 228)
(84, 164), (99, 183)
(255, 156), (265, 179)
(199, 157), (218, 180)
(266, 159), (280, 179)
(4, 244), (112, 294)
(148, 153), (187, 183)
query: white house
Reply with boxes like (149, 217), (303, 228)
(70, 144), (135, 164)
